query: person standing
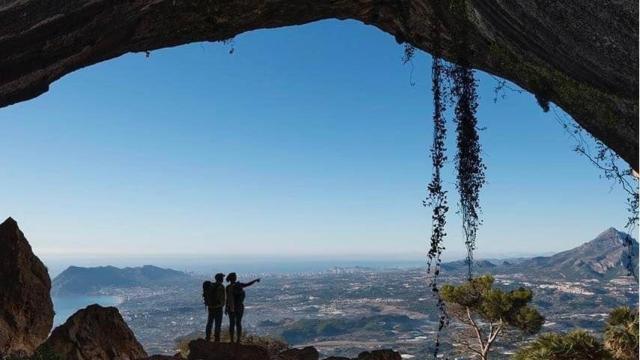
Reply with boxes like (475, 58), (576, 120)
(225, 272), (260, 343)
(203, 273), (226, 342)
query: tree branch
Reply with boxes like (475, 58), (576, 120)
(466, 306), (486, 350)
(485, 319), (504, 355)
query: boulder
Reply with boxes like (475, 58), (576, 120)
(0, 217), (54, 357)
(278, 346), (319, 360)
(187, 339), (269, 360)
(356, 350), (401, 360)
(42, 304), (147, 360)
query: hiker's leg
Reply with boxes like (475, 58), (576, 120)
(235, 308), (243, 343)
(213, 307), (223, 342)
(205, 307), (213, 341)
(228, 312), (235, 342)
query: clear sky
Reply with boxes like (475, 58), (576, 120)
(0, 20), (632, 261)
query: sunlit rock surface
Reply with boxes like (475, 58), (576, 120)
(0, 217), (53, 357)
(42, 304), (147, 360)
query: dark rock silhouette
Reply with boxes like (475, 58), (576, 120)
(139, 356), (181, 360)
(0, 217), (53, 357)
(185, 340), (401, 360)
(356, 350), (401, 360)
(187, 339), (269, 360)
(42, 304), (147, 360)
(322, 350), (401, 360)
(278, 346), (319, 360)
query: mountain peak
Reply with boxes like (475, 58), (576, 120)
(597, 227), (622, 238)
(589, 227), (636, 248)
(525, 228), (638, 279)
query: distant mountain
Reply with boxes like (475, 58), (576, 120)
(52, 265), (192, 296)
(441, 228), (638, 280)
(441, 259), (497, 273)
(503, 228), (639, 280)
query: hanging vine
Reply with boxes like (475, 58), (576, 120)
(451, 63), (485, 280)
(424, 32), (450, 360)
(448, 0), (486, 281)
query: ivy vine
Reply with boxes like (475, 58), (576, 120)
(451, 62), (485, 280)
(424, 36), (450, 360)
(448, 0), (486, 281)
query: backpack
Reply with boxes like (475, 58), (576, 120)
(203, 281), (224, 307)
(202, 281), (214, 306)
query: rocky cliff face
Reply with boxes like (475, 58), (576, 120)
(42, 304), (147, 360)
(0, 0), (636, 169)
(0, 217), (53, 357)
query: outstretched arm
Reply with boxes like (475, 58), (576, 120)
(241, 278), (261, 288)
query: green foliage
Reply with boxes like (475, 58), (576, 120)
(441, 275), (544, 359)
(441, 275), (544, 334)
(604, 306), (639, 360)
(513, 330), (612, 360)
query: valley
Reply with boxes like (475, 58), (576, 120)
(51, 228), (639, 359)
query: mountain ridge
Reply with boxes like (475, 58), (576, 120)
(443, 228), (639, 280)
(52, 264), (193, 296)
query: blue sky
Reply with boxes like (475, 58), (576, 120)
(0, 20), (632, 260)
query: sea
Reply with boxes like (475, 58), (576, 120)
(52, 295), (122, 326)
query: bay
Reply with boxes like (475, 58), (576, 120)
(52, 295), (122, 326)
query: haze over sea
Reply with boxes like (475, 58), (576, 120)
(44, 256), (430, 278)
(42, 248), (553, 279)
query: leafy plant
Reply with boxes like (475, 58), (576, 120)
(441, 275), (544, 359)
(514, 330), (612, 360)
(603, 306), (639, 360)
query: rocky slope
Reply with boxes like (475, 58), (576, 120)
(42, 304), (147, 360)
(441, 228), (639, 280)
(0, 217), (53, 357)
(502, 228), (639, 280)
